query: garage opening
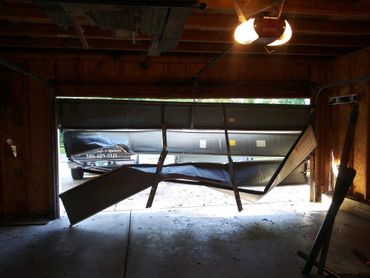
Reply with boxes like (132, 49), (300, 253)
(56, 97), (313, 219)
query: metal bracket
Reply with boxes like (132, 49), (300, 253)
(328, 94), (359, 105)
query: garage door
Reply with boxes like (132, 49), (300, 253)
(57, 99), (310, 130)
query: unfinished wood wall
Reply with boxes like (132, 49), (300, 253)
(314, 48), (370, 202)
(53, 54), (311, 98)
(0, 50), (368, 218)
(0, 60), (55, 218)
(0, 52), (312, 218)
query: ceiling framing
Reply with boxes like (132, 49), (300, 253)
(0, 0), (370, 59)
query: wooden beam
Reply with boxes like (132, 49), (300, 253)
(186, 14), (370, 35)
(0, 3), (52, 24)
(0, 22), (116, 39)
(1, 3), (370, 36)
(2, 18), (370, 39)
(290, 19), (370, 36)
(202, 0), (370, 17)
(54, 80), (310, 98)
(1, 22), (369, 48)
(0, 36), (357, 57)
(4, 0), (369, 18)
(288, 34), (370, 48)
(282, 0), (370, 17)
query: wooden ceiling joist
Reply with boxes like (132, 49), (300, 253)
(0, 36), (356, 57)
(4, 0), (369, 18)
(201, 0), (370, 18)
(185, 14), (370, 35)
(0, 1), (369, 59)
(1, 23), (369, 49)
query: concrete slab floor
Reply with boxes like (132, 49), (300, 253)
(1, 201), (369, 278)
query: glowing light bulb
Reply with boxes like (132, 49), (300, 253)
(268, 20), (292, 46)
(234, 18), (259, 45)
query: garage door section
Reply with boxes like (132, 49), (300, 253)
(63, 130), (300, 158)
(57, 99), (314, 225)
(57, 99), (310, 130)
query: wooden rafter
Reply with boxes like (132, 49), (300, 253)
(0, 1), (369, 58)
(1, 23), (369, 48)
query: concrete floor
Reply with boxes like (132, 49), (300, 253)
(1, 198), (370, 278)
(1, 156), (369, 278)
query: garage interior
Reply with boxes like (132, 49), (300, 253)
(1, 1), (370, 277)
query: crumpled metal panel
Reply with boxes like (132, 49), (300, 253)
(60, 167), (156, 225)
(62, 129), (299, 157)
(60, 126), (317, 225)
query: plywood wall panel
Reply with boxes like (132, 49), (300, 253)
(100, 60), (120, 80)
(167, 62), (187, 78)
(313, 92), (331, 201)
(121, 62), (148, 79)
(352, 82), (368, 198)
(55, 59), (77, 81)
(226, 58), (309, 81)
(0, 51), (321, 218)
(0, 75), (29, 215)
(26, 60), (54, 215)
(208, 62), (229, 81)
(350, 51), (368, 77)
(147, 62), (166, 78)
(79, 60), (101, 81)
(324, 48), (370, 201)
(367, 82), (370, 200)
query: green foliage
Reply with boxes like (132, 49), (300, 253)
(243, 98), (308, 105)
(114, 98), (309, 105)
(58, 130), (66, 154)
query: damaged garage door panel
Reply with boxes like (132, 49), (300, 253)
(57, 99), (310, 130)
(63, 129), (300, 157)
(60, 125), (317, 225)
(60, 167), (155, 225)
